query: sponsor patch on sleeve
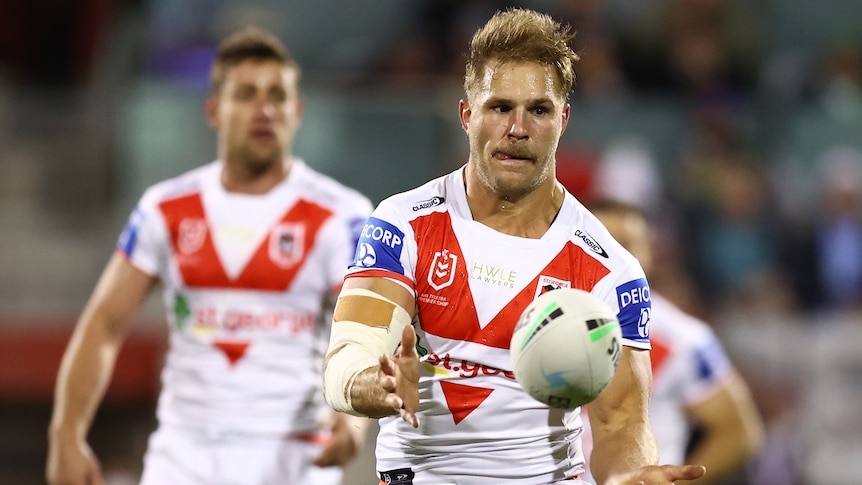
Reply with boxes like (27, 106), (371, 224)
(351, 217), (406, 274)
(118, 207), (144, 256)
(615, 278), (651, 342)
(694, 339), (731, 382)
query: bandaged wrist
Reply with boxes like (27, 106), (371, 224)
(322, 288), (413, 415)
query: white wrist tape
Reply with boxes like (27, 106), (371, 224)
(323, 288), (412, 415)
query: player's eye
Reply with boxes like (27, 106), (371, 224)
(235, 86), (256, 101)
(269, 88), (287, 103)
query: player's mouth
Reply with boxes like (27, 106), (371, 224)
(250, 128), (276, 142)
(494, 150), (533, 163)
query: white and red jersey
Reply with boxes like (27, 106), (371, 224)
(579, 293), (734, 482)
(117, 159), (372, 436)
(645, 293), (734, 464)
(347, 167), (652, 485)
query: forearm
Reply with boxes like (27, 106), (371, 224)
(685, 431), (748, 484)
(335, 412), (372, 450)
(49, 319), (123, 441)
(590, 420), (658, 485)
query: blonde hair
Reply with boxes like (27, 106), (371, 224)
(209, 26), (299, 94)
(464, 8), (579, 102)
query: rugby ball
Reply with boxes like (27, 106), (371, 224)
(510, 288), (622, 409)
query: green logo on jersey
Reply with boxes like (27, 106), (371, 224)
(174, 294), (190, 330)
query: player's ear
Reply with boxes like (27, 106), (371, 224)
(459, 99), (472, 133)
(204, 95), (219, 128)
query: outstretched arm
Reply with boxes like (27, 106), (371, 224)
(588, 347), (706, 485)
(684, 372), (764, 483)
(47, 254), (156, 485)
(322, 276), (420, 427)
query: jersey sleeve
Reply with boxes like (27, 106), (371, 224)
(592, 260), (652, 350)
(116, 188), (169, 277)
(318, 195), (374, 292)
(681, 331), (734, 405)
(346, 197), (417, 291)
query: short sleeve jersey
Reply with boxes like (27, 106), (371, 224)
(578, 293), (734, 483)
(346, 167), (652, 484)
(118, 159), (372, 436)
(646, 293), (734, 464)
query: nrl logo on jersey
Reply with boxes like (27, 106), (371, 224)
(269, 222), (305, 269)
(428, 248), (458, 290)
(178, 218), (207, 254)
(574, 229), (609, 258)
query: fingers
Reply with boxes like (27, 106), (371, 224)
(672, 464), (706, 480)
(399, 406), (419, 429)
(379, 354), (396, 381)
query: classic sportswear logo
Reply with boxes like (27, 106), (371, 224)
(412, 196), (445, 211)
(574, 229), (608, 258)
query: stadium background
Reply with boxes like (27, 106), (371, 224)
(1, 0), (861, 483)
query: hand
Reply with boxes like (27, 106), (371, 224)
(312, 415), (361, 468)
(379, 325), (420, 428)
(607, 465), (706, 485)
(46, 434), (106, 485)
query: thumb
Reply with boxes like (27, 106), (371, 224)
(399, 324), (417, 358)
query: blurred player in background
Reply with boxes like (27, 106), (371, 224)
(46, 26), (372, 485)
(322, 8), (706, 485)
(579, 198), (764, 484)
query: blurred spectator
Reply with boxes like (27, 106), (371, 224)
(670, 104), (791, 315)
(0, 0), (118, 86)
(354, 0), (515, 89)
(615, 0), (762, 101)
(814, 147), (862, 310)
(554, 0), (630, 101)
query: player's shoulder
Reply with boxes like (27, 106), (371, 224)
(374, 170), (453, 221)
(650, 293), (717, 343)
(564, 195), (642, 271)
(292, 159), (373, 213)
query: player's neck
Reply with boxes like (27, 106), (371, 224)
(221, 157), (291, 195)
(464, 171), (563, 239)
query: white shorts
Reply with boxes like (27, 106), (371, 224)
(140, 425), (344, 485)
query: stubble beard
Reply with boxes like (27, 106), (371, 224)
(474, 150), (553, 203)
(234, 145), (283, 175)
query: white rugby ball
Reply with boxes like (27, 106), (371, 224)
(510, 288), (622, 409)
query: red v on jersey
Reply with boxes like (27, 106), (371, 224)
(412, 212), (612, 350)
(212, 339), (250, 366)
(159, 193), (333, 291)
(439, 381), (494, 424)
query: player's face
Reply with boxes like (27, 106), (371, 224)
(460, 60), (569, 199)
(596, 210), (653, 275)
(210, 60), (301, 170)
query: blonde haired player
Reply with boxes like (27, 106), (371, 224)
(323, 8), (706, 485)
(47, 27), (371, 485)
(579, 199), (764, 484)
